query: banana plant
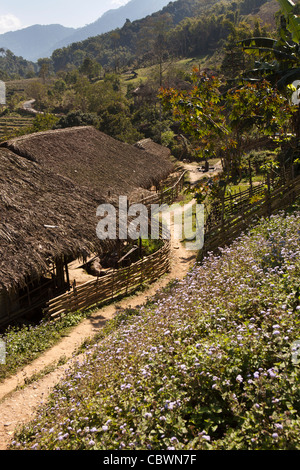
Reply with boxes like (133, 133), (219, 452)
(239, 0), (300, 90)
(278, 0), (300, 43)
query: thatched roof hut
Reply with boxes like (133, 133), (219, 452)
(135, 138), (172, 160)
(1, 126), (174, 203)
(0, 148), (108, 291)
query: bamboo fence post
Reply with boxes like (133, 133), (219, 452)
(73, 280), (78, 312)
(140, 256), (144, 285)
(96, 275), (100, 303)
(111, 270), (115, 301)
(126, 264), (130, 296)
(266, 173), (271, 217)
(249, 158), (253, 195)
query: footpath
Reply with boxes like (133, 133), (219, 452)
(0, 163), (212, 450)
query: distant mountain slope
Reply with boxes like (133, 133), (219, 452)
(50, 0), (275, 73)
(54, 0), (172, 46)
(0, 24), (76, 62)
(0, 0), (171, 62)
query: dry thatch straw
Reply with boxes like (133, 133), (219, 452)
(0, 128), (175, 291)
(0, 148), (111, 291)
(1, 126), (174, 203)
(135, 138), (172, 160)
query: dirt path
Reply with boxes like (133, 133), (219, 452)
(0, 236), (196, 450)
(0, 163), (214, 450)
(22, 99), (43, 115)
(183, 160), (222, 185)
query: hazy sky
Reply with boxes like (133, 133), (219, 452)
(0, 0), (129, 33)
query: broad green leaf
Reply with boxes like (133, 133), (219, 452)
(278, 0), (300, 43)
(239, 37), (277, 49)
(277, 67), (300, 89)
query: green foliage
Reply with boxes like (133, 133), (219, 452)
(161, 129), (176, 147)
(0, 310), (91, 382)
(0, 48), (37, 79)
(31, 113), (59, 132)
(226, 79), (294, 136)
(242, 150), (279, 174)
(278, 0), (300, 43)
(160, 70), (294, 168)
(54, 111), (100, 129)
(37, 58), (54, 83)
(239, 0), (300, 90)
(49, 0), (274, 73)
(159, 69), (229, 158)
(99, 106), (143, 143)
(79, 57), (102, 80)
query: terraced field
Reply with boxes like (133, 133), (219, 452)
(0, 114), (35, 141)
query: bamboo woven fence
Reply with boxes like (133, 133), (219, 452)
(45, 168), (300, 321)
(44, 171), (188, 320)
(140, 170), (187, 207)
(201, 172), (300, 258)
(45, 241), (170, 320)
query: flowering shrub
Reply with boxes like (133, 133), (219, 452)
(10, 211), (300, 450)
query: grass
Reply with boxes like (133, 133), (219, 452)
(8, 206), (300, 450)
(226, 176), (264, 194)
(0, 275), (169, 385)
(120, 55), (214, 93)
(0, 308), (96, 383)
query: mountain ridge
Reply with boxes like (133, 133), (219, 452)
(53, 0), (172, 47)
(0, 0), (171, 62)
(0, 24), (76, 61)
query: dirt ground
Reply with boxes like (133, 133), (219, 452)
(0, 163), (219, 450)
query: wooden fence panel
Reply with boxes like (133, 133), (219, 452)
(44, 169), (300, 321)
(44, 160), (178, 322)
(201, 173), (300, 258)
(45, 241), (171, 320)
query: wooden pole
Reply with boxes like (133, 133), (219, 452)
(64, 258), (70, 290)
(266, 173), (271, 217)
(249, 158), (253, 194)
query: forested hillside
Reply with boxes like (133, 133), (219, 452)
(0, 0), (283, 150)
(0, 49), (37, 80)
(50, 0), (278, 72)
(0, 0), (171, 63)
(0, 0), (281, 148)
(0, 0), (278, 78)
(53, 0), (172, 47)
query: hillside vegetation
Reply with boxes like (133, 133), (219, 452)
(0, 49), (37, 80)
(1, 0), (300, 452)
(9, 209), (300, 450)
(0, 0), (280, 147)
(0, 0), (171, 63)
(50, 0), (277, 72)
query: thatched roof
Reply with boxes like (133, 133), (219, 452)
(135, 138), (172, 160)
(1, 126), (174, 203)
(0, 148), (109, 291)
(0, 128), (175, 291)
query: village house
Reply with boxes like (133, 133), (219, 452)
(0, 127), (174, 328)
(1, 126), (174, 203)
